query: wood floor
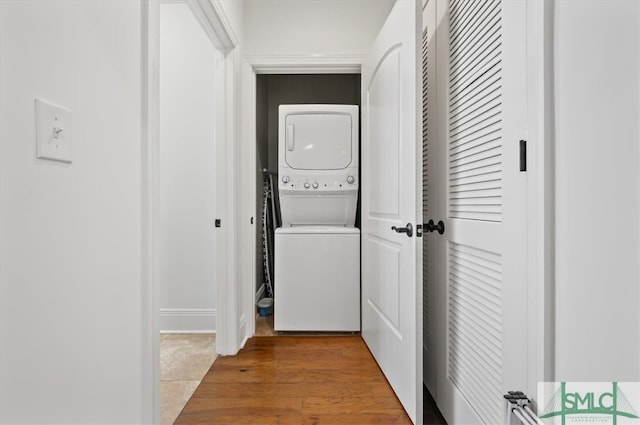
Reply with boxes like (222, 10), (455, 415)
(174, 336), (414, 424)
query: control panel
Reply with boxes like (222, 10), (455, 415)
(279, 173), (358, 192)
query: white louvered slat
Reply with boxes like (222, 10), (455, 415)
(450, 169), (501, 188)
(449, 0), (502, 223)
(451, 164), (501, 184)
(450, 18), (501, 87)
(450, 2), (501, 66)
(450, 189), (501, 201)
(448, 336), (501, 393)
(450, 72), (501, 117)
(448, 242), (503, 425)
(449, 309), (502, 362)
(450, 152), (502, 171)
(449, 2), (501, 74)
(450, 28), (501, 93)
(450, 94), (501, 135)
(422, 27), (430, 353)
(450, 179), (501, 194)
(450, 136), (501, 161)
(448, 270), (501, 308)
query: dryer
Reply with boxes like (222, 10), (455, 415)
(278, 104), (359, 226)
(275, 104), (360, 331)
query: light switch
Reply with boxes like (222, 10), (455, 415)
(35, 98), (72, 163)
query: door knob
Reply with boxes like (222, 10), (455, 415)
(391, 223), (413, 237)
(425, 219), (445, 235)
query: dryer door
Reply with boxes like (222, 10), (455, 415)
(284, 113), (353, 170)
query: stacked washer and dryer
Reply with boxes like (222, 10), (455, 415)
(274, 105), (360, 332)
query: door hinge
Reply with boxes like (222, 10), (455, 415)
(519, 140), (527, 172)
(416, 224), (423, 238)
(215, 219), (221, 228)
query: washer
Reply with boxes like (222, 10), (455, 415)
(274, 226), (360, 331)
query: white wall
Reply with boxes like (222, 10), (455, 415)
(0, 1), (144, 423)
(553, 0), (640, 381)
(158, 3), (218, 332)
(242, 0), (394, 55)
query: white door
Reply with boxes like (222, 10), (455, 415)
(434, 0), (529, 423)
(422, 0), (439, 399)
(361, 1), (422, 424)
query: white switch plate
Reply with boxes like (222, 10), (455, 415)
(35, 98), (72, 163)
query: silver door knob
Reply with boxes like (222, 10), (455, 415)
(282, 175), (290, 183)
(346, 175), (355, 184)
(304, 182), (310, 189)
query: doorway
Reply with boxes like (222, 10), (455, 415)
(253, 73), (362, 336)
(156, 2), (221, 423)
(144, 0), (237, 422)
(240, 6), (425, 418)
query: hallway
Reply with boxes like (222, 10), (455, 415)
(2, 1), (640, 423)
(174, 336), (421, 424)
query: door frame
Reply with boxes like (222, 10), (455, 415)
(141, 1), (238, 422)
(239, 55), (364, 346)
(525, 0), (556, 401)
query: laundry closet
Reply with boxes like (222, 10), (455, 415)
(255, 74), (361, 332)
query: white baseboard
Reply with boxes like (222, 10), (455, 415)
(256, 283), (265, 302)
(159, 308), (216, 333)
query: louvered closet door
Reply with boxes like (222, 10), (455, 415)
(422, 0), (439, 399)
(434, 0), (528, 424)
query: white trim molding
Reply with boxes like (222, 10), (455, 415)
(243, 54), (364, 74)
(159, 308), (217, 333)
(525, 0), (555, 402)
(188, 0), (239, 52)
(140, 1), (160, 423)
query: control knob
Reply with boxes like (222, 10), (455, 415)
(346, 175), (355, 184)
(304, 182), (310, 189)
(312, 182), (319, 189)
(282, 175), (290, 184)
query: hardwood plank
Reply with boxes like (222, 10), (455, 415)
(275, 356), (378, 370)
(175, 414), (277, 425)
(371, 381), (402, 397)
(175, 396), (301, 417)
(219, 354), (278, 367)
(175, 336), (417, 424)
(243, 336), (364, 350)
(301, 395), (406, 415)
(274, 367), (384, 383)
(200, 364), (277, 384)
(192, 382), (376, 399)
(276, 414), (413, 425)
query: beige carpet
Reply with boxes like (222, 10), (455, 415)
(160, 333), (216, 425)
